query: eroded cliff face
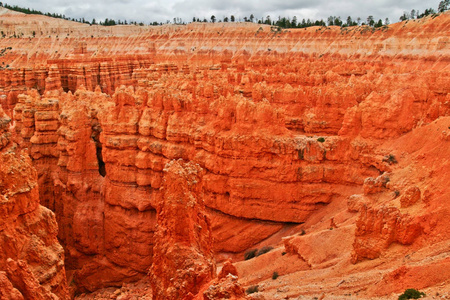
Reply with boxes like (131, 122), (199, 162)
(0, 106), (69, 299)
(0, 7), (449, 299)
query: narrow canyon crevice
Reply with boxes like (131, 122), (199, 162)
(91, 120), (106, 177)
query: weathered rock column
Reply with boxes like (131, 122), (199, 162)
(0, 106), (69, 299)
(150, 159), (215, 300)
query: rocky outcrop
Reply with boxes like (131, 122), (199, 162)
(202, 274), (247, 300)
(4, 259), (59, 300)
(150, 159), (215, 300)
(363, 173), (391, 195)
(399, 186), (421, 208)
(351, 206), (422, 263)
(0, 106), (69, 299)
(218, 260), (239, 280)
(0, 271), (24, 300)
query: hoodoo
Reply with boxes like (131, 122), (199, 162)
(0, 5), (449, 299)
(150, 160), (215, 299)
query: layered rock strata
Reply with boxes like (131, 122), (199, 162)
(0, 106), (69, 299)
(0, 7), (448, 297)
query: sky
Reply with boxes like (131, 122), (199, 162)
(5, 0), (443, 25)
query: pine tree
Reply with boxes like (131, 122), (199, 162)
(438, 0), (450, 12)
(292, 16), (297, 27)
(374, 19), (383, 27)
(327, 16), (334, 26)
(346, 16), (353, 26)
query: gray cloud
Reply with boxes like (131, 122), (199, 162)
(7, 0), (443, 24)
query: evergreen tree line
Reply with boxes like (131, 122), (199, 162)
(399, 0), (449, 21)
(0, 1), (449, 28)
(0, 2), (149, 26)
(0, 2), (90, 24)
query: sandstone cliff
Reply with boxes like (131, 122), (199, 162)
(0, 106), (69, 299)
(0, 7), (449, 299)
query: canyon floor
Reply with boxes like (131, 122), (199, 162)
(0, 7), (449, 300)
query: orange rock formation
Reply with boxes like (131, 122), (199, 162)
(150, 159), (215, 299)
(0, 6), (449, 299)
(0, 106), (69, 299)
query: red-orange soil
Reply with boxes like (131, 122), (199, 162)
(0, 6), (449, 299)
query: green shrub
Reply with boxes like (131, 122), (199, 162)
(398, 289), (425, 300)
(272, 271), (279, 280)
(256, 246), (273, 256)
(281, 251), (287, 256)
(393, 190), (400, 198)
(317, 137), (325, 143)
(383, 154), (398, 164)
(246, 285), (259, 294)
(244, 249), (258, 260)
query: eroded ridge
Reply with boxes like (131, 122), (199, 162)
(0, 7), (449, 299)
